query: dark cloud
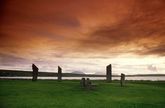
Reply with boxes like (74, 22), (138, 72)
(0, 0), (7, 20)
(138, 44), (165, 56)
(0, 53), (30, 66)
(0, 0), (164, 74)
(79, 0), (165, 56)
(0, 0), (80, 28)
(1, 0), (165, 60)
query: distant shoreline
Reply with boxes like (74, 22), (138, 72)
(0, 69), (165, 77)
(0, 76), (165, 81)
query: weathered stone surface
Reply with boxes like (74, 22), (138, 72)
(32, 64), (38, 81)
(86, 78), (91, 89)
(80, 78), (97, 90)
(86, 78), (96, 90)
(80, 78), (86, 88)
(120, 73), (125, 87)
(58, 66), (62, 81)
(106, 64), (112, 82)
(86, 78), (91, 85)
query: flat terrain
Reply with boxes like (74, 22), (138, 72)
(0, 80), (165, 108)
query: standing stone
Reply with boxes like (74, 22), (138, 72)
(58, 66), (62, 81)
(120, 73), (125, 87)
(32, 64), (38, 81)
(86, 78), (92, 89)
(86, 78), (91, 85)
(106, 64), (112, 82)
(80, 78), (86, 88)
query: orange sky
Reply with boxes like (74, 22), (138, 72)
(0, 0), (165, 74)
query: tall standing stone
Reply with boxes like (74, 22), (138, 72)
(32, 64), (38, 81)
(120, 73), (125, 87)
(106, 64), (112, 82)
(58, 66), (62, 81)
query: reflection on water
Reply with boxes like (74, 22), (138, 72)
(0, 76), (165, 81)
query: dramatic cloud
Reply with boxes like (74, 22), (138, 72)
(79, 0), (165, 56)
(0, 0), (165, 74)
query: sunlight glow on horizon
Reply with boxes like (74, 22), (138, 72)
(0, 54), (164, 75)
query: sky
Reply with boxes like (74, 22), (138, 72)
(0, 0), (165, 75)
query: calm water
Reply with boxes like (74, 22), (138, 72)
(0, 76), (165, 81)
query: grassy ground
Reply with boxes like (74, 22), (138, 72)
(0, 80), (165, 108)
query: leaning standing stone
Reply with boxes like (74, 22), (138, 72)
(32, 64), (38, 81)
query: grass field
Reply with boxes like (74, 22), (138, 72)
(0, 80), (165, 108)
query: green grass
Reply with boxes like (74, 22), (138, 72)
(0, 80), (165, 108)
